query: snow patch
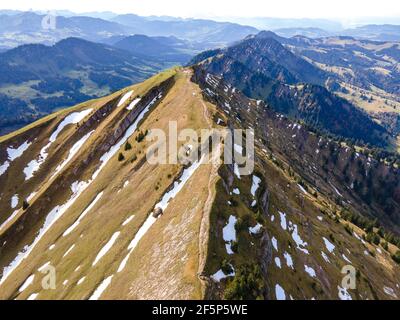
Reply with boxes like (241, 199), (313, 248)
(304, 265), (316, 278)
(0, 180), (91, 284)
(275, 284), (286, 300)
(278, 211), (287, 230)
(38, 262), (51, 272)
(63, 244), (75, 258)
(234, 143), (243, 154)
(8, 141), (31, 161)
(233, 163), (241, 179)
(383, 286), (397, 298)
(0, 210), (20, 233)
(338, 286), (352, 300)
(89, 275), (113, 300)
(11, 195), (19, 209)
(283, 252), (294, 269)
(154, 156), (203, 211)
(211, 268), (235, 282)
(126, 97), (141, 110)
(118, 90), (133, 107)
(321, 251), (330, 263)
(223, 215), (237, 255)
(298, 184), (308, 195)
(122, 215), (135, 226)
(342, 254), (351, 263)
(250, 175), (261, 197)
(0, 141), (32, 176)
(53, 130), (94, 177)
(24, 109), (92, 180)
(288, 221), (309, 254)
(0, 161), (10, 176)
(232, 188), (240, 195)
(117, 156), (203, 273)
(27, 192), (37, 202)
(274, 257), (282, 269)
(19, 274), (35, 292)
(93, 232), (120, 266)
(271, 237), (278, 251)
(27, 293), (38, 300)
(50, 109), (93, 143)
(249, 223), (262, 235)
(323, 237), (335, 253)
(63, 192), (104, 237)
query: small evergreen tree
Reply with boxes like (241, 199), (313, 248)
(125, 141), (132, 151)
(22, 200), (30, 210)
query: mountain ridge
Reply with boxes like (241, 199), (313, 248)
(1, 68), (399, 300)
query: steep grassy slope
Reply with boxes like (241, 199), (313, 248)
(0, 67), (399, 300)
(192, 69), (400, 300)
(0, 68), (219, 299)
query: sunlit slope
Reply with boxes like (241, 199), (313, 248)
(0, 66), (399, 301)
(192, 69), (400, 300)
(0, 68), (220, 300)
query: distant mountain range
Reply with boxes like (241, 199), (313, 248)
(110, 35), (194, 63)
(0, 11), (259, 50)
(1, 11), (400, 52)
(0, 10), (400, 137)
(275, 24), (400, 41)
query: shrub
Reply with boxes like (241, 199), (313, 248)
(136, 129), (149, 143)
(224, 264), (265, 300)
(231, 241), (238, 253)
(221, 259), (233, 275)
(22, 200), (30, 210)
(365, 232), (380, 245)
(392, 251), (400, 264)
(125, 141), (132, 151)
(344, 224), (353, 235)
(235, 216), (250, 233)
(118, 152), (125, 162)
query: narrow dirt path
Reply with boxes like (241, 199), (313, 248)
(188, 71), (224, 297)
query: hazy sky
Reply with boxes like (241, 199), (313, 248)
(1, 0), (399, 20)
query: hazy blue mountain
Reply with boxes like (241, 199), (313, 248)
(113, 34), (193, 64)
(229, 17), (343, 31)
(0, 11), (259, 51)
(111, 14), (258, 45)
(0, 12), (130, 48)
(343, 24), (400, 41)
(274, 27), (332, 38)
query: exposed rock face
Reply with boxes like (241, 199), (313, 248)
(99, 77), (175, 153)
(152, 207), (163, 218)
